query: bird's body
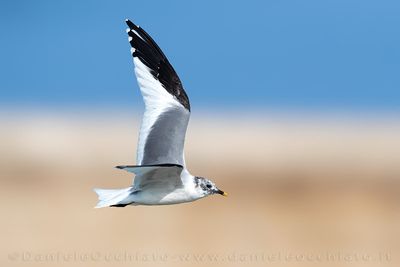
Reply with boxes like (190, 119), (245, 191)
(116, 170), (201, 206)
(94, 20), (226, 208)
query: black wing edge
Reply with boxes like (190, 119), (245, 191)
(115, 163), (184, 169)
(125, 19), (191, 111)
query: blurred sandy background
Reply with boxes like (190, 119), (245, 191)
(1, 111), (399, 267)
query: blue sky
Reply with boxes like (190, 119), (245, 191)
(1, 0), (399, 111)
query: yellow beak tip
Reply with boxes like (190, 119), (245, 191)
(223, 192), (228, 197)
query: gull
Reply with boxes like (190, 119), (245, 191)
(94, 19), (227, 208)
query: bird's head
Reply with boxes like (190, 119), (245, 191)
(194, 176), (227, 197)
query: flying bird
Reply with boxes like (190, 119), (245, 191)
(94, 19), (227, 208)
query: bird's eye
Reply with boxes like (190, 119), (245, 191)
(206, 184), (212, 189)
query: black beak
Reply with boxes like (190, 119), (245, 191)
(216, 189), (228, 197)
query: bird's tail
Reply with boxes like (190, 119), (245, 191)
(93, 187), (133, 208)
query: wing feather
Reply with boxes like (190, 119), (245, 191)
(126, 19), (191, 166)
(116, 164), (184, 189)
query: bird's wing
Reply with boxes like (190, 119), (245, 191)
(126, 19), (190, 166)
(116, 164), (184, 189)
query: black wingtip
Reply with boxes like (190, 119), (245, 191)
(115, 165), (125, 169)
(125, 19), (136, 29)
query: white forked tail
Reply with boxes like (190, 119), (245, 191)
(93, 187), (133, 208)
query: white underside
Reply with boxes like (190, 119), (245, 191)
(125, 186), (204, 206)
(94, 168), (204, 207)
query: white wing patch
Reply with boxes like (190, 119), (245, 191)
(133, 58), (188, 165)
